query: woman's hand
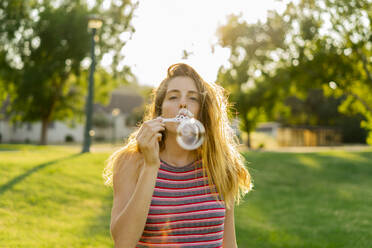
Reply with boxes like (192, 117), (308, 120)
(136, 117), (165, 166)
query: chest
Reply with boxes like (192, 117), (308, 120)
(145, 166), (226, 230)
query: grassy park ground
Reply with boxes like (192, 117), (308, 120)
(0, 144), (371, 247)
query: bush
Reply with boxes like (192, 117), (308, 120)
(65, 135), (74, 143)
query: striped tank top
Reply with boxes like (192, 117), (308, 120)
(136, 159), (226, 248)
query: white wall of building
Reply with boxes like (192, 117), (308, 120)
(96, 114), (136, 142)
(0, 120), (84, 143)
(0, 113), (135, 144)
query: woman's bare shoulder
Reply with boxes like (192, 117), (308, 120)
(113, 150), (144, 182)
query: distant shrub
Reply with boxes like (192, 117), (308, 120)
(65, 135), (74, 142)
(93, 113), (111, 128)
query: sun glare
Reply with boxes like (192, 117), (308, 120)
(98, 0), (289, 86)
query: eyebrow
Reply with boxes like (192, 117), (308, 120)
(166, 89), (199, 95)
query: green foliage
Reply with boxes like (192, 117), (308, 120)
(282, 0), (372, 143)
(217, 0), (372, 145)
(0, 0), (138, 144)
(216, 13), (292, 147)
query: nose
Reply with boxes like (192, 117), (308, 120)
(179, 103), (187, 109)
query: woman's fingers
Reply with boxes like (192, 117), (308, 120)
(149, 133), (162, 145)
(136, 118), (165, 147)
(154, 125), (166, 134)
(138, 119), (164, 135)
(135, 118), (165, 164)
(142, 124), (164, 141)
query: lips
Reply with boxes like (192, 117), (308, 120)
(178, 108), (193, 118)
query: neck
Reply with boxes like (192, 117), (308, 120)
(160, 132), (198, 167)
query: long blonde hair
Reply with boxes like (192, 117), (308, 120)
(103, 63), (253, 209)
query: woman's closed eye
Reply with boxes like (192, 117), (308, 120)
(168, 96), (198, 101)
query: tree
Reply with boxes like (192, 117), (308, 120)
(216, 0), (372, 146)
(279, 0), (372, 143)
(216, 13), (291, 148)
(0, 0), (138, 144)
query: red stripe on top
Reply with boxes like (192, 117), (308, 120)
(144, 216), (225, 227)
(152, 192), (219, 199)
(142, 223), (224, 233)
(137, 237), (223, 245)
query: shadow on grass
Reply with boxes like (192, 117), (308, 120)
(0, 147), (19, 152)
(0, 153), (82, 195)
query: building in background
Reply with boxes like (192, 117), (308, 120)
(0, 87), (144, 144)
(255, 122), (342, 147)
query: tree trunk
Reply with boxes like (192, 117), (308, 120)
(40, 118), (49, 145)
(242, 115), (252, 149)
(246, 131), (252, 149)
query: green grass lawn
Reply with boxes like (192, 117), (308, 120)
(0, 144), (371, 247)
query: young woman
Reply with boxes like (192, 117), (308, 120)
(103, 63), (253, 247)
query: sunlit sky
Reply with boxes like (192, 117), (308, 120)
(100, 0), (288, 87)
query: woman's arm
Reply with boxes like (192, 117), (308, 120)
(110, 154), (159, 248)
(223, 205), (238, 248)
(111, 118), (164, 247)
